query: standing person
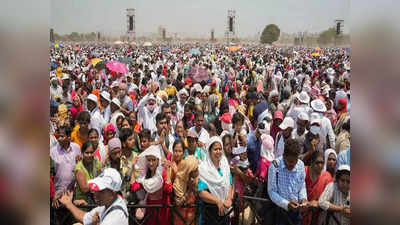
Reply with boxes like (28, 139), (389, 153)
(74, 141), (102, 204)
(89, 128), (107, 164)
(188, 111), (209, 148)
(310, 99), (335, 150)
(50, 126), (82, 208)
(128, 110), (142, 133)
(109, 98), (124, 132)
(103, 123), (116, 146)
(118, 82), (134, 116)
(130, 145), (173, 225)
(268, 139), (308, 225)
(323, 149), (337, 179)
(198, 136), (234, 225)
(173, 155), (199, 225)
(58, 168), (129, 225)
(185, 129), (207, 162)
(86, 94), (106, 136)
(100, 91), (111, 123)
(255, 133), (274, 182)
(169, 140), (185, 183)
(137, 93), (161, 134)
(302, 151), (333, 225)
(275, 117), (295, 159)
(246, 122), (262, 174)
(293, 112), (309, 154)
(334, 98), (348, 135)
(153, 112), (175, 157)
(270, 110), (284, 141)
(324, 100), (337, 127)
(336, 119), (350, 153)
(71, 111), (91, 148)
(318, 165), (351, 225)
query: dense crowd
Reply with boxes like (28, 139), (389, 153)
(50, 42), (350, 225)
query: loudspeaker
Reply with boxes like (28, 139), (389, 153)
(129, 16), (134, 31)
(229, 17), (233, 32)
(162, 29), (166, 39)
(336, 22), (341, 35)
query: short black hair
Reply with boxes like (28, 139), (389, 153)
(81, 141), (94, 153)
(336, 168), (350, 180)
(232, 112), (244, 124)
(161, 103), (171, 112)
(156, 112), (167, 124)
(119, 128), (133, 144)
(76, 111), (91, 123)
(283, 138), (301, 157)
(194, 110), (204, 119)
(139, 128), (152, 141)
(310, 151), (324, 164)
(56, 125), (72, 137)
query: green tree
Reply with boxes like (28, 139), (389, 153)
(260, 24), (280, 44)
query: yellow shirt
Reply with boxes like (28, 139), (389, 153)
(71, 125), (88, 148)
(165, 86), (177, 97)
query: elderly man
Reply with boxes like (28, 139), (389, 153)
(118, 82), (133, 115)
(86, 94), (106, 136)
(137, 93), (161, 133)
(58, 168), (128, 225)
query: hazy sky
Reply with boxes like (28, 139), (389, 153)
(51, 0), (350, 37)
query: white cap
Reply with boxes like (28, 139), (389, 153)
(100, 91), (111, 102)
(311, 99), (327, 112)
(232, 146), (247, 155)
(279, 117), (294, 130)
(62, 74), (70, 80)
(111, 98), (121, 108)
(337, 164), (350, 172)
(297, 91), (310, 104)
(87, 94), (98, 104)
(257, 109), (272, 125)
(88, 168), (122, 192)
(297, 112), (309, 121)
(310, 125), (321, 135)
(111, 81), (119, 88)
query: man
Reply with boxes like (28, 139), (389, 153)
(100, 91), (111, 123)
(292, 112), (309, 154)
(286, 91), (311, 122)
(50, 126), (81, 208)
(275, 117), (295, 158)
(246, 123), (262, 174)
(118, 82), (133, 116)
(109, 98), (124, 132)
(310, 99), (336, 149)
(153, 112), (175, 157)
(87, 94), (106, 136)
(161, 103), (175, 130)
(50, 76), (63, 103)
(268, 139), (308, 225)
(188, 111), (209, 148)
(71, 111), (91, 148)
(58, 168), (128, 225)
(137, 93), (161, 134)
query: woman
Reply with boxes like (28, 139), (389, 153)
(324, 149), (337, 179)
(303, 151), (333, 225)
(221, 134), (233, 164)
(334, 98), (348, 135)
(270, 110), (284, 141)
(70, 94), (83, 117)
(318, 165), (351, 225)
(116, 115), (125, 136)
(130, 145), (172, 225)
(174, 120), (187, 146)
(128, 110), (142, 133)
(169, 140), (185, 183)
(73, 141), (101, 205)
(336, 118), (350, 153)
(173, 155), (200, 225)
(204, 94), (220, 124)
(198, 136), (234, 225)
(103, 123), (116, 145)
(255, 134), (275, 182)
(324, 100), (337, 127)
(89, 128), (107, 164)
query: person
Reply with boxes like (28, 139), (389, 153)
(137, 93), (161, 133)
(173, 155), (199, 225)
(185, 129), (207, 161)
(89, 128), (107, 164)
(58, 168), (129, 225)
(128, 110), (142, 133)
(293, 112), (309, 154)
(302, 151), (333, 225)
(103, 123), (116, 146)
(109, 98), (124, 132)
(100, 91), (112, 123)
(275, 117), (295, 158)
(130, 145), (172, 225)
(138, 129), (152, 152)
(324, 149), (337, 178)
(169, 140), (185, 183)
(71, 111), (91, 148)
(270, 110), (284, 141)
(310, 99), (335, 149)
(70, 94), (84, 117)
(246, 122), (262, 174)
(268, 139), (308, 225)
(173, 120), (187, 145)
(153, 112), (175, 157)
(222, 133), (233, 163)
(205, 94), (220, 124)
(318, 165), (350, 225)
(198, 136), (234, 225)
(86, 94), (106, 136)
(182, 103), (195, 129)
(255, 133), (274, 182)
(74, 141), (102, 204)
(118, 82), (134, 115)
(231, 112), (247, 148)
(337, 148), (350, 168)
(334, 98), (348, 135)
(103, 137), (123, 173)
(336, 118), (350, 153)
(188, 111), (210, 148)
(50, 126), (82, 208)
(324, 100), (337, 127)
(50, 76), (63, 102)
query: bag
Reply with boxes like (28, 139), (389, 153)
(101, 205), (128, 223)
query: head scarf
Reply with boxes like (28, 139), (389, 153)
(135, 145), (164, 193)
(199, 136), (231, 202)
(103, 123), (116, 144)
(323, 149), (337, 172)
(57, 104), (68, 126)
(173, 155), (199, 199)
(260, 134), (275, 162)
(337, 98), (348, 115)
(206, 94), (219, 114)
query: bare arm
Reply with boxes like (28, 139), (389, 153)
(58, 191), (86, 223)
(75, 170), (89, 193)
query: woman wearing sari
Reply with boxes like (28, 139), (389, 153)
(323, 149), (337, 179)
(334, 98), (347, 135)
(303, 151), (333, 225)
(324, 100), (337, 127)
(173, 155), (199, 225)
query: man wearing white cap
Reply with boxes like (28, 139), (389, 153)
(310, 99), (336, 149)
(59, 168), (128, 225)
(275, 117), (294, 158)
(287, 91), (312, 122)
(110, 98), (124, 132)
(87, 94), (106, 136)
(292, 112), (309, 154)
(100, 91), (111, 123)
(118, 82), (133, 115)
(50, 76), (63, 103)
(137, 93), (161, 133)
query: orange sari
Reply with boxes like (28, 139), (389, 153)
(303, 166), (333, 225)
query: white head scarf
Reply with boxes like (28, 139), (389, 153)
(198, 136), (231, 202)
(260, 134), (275, 162)
(323, 149), (337, 172)
(135, 145), (164, 193)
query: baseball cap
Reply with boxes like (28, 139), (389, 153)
(88, 168), (122, 192)
(279, 117), (294, 130)
(337, 164), (350, 172)
(100, 91), (111, 102)
(87, 94), (98, 104)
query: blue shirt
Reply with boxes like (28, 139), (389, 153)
(267, 156), (307, 211)
(337, 148), (350, 169)
(247, 131), (262, 173)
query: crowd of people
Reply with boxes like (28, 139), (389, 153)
(50, 42), (351, 225)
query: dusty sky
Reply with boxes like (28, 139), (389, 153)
(51, 0), (350, 38)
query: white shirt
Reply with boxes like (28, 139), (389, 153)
(90, 107), (106, 136)
(110, 110), (124, 134)
(153, 132), (175, 157)
(83, 196), (128, 225)
(50, 85), (63, 101)
(137, 94), (161, 134)
(188, 127), (210, 144)
(274, 132), (293, 159)
(319, 116), (336, 149)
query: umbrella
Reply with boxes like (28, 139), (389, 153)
(91, 58), (102, 67)
(228, 46), (240, 52)
(95, 60), (107, 70)
(143, 42), (152, 47)
(188, 48), (201, 55)
(311, 52), (321, 57)
(113, 40), (124, 45)
(106, 60), (129, 74)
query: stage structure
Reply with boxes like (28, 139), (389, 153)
(126, 8), (136, 41)
(225, 10), (236, 44)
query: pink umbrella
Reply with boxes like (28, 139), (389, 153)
(106, 60), (129, 74)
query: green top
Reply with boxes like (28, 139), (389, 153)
(74, 158), (101, 201)
(184, 147), (207, 162)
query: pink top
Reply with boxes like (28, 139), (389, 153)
(255, 157), (271, 182)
